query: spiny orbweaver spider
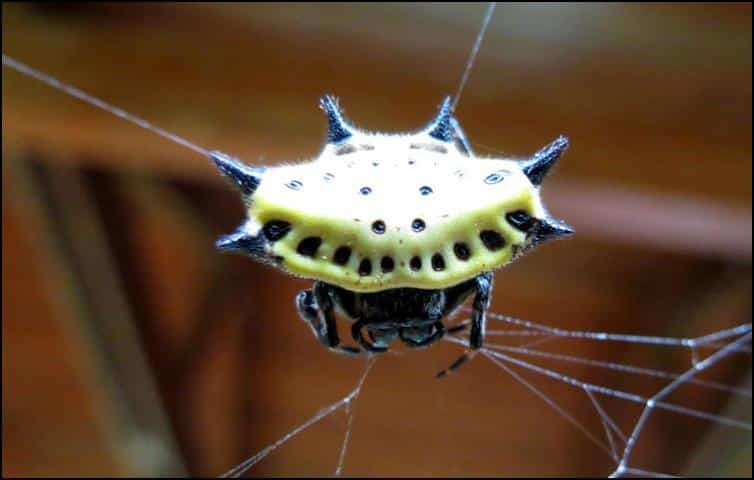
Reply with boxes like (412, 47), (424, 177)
(211, 96), (573, 376)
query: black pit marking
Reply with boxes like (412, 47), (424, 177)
(480, 230), (506, 251)
(410, 143), (448, 154)
(410, 256), (422, 271)
(372, 160), (380, 167)
(263, 221), (292, 241)
(297, 237), (322, 257)
(358, 258), (372, 276)
(333, 246), (351, 265)
(335, 144), (357, 155)
(431, 253), (446, 271)
(380, 256), (395, 273)
(411, 218), (426, 232)
(372, 220), (386, 234)
(286, 180), (303, 190)
(323, 172), (335, 181)
(484, 171), (505, 184)
(360, 186), (372, 195)
(506, 210), (537, 232)
(453, 242), (471, 260)
(419, 186), (433, 195)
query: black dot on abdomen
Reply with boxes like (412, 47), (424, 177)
(410, 256), (422, 271)
(380, 256), (395, 273)
(358, 258), (372, 276)
(263, 220), (292, 241)
(297, 237), (322, 257)
(480, 230), (506, 251)
(453, 242), (471, 260)
(431, 253), (445, 271)
(286, 180), (303, 190)
(333, 246), (351, 265)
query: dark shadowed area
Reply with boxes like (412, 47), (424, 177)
(2, 3), (751, 477)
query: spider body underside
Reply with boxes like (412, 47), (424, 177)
(212, 96), (573, 375)
(297, 274), (491, 354)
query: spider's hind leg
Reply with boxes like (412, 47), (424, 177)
(296, 283), (362, 356)
(436, 272), (493, 378)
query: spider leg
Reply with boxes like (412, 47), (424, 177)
(436, 272), (493, 378)
(446, 321), (469, 334)
(367, 327), (399, 348)
(352, 319), (388, 353)
(450, 116), (474, 156)
(295, 283), (362, 356)
(400, 321), (446, 349)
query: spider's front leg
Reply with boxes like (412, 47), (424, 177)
(295, 282), (362, 356)
(436, 272), (493, 378)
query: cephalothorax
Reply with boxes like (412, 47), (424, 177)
(211, 96), (573, 375)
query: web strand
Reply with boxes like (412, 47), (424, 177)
(221, 358), (375, 478)
(611, 332), (752, 477)
(2, 54), (211, 157)
(472, 307), (752, 351)
(445, 324), (751, 477)
(335, 402), (356, 476)
(452, 2), (497, 112)
(477, 342), (751, 430)
(477, 345), (613, 457)
(585, 388), (624, 461)
(446, 329), (752, 478)
(480, 342), (751, 397)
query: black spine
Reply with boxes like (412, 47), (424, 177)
(319, 95), (353, 144)
(521, 135), (569, 186)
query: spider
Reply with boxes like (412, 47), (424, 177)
(211, 95), (573, 376)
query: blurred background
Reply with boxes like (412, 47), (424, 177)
(2, 2), (751, 477)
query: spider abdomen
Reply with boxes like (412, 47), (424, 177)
(213, 96), (573, 293)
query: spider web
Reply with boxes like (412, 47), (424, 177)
(219, 307), (751, 478)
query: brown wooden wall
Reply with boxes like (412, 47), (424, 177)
(3, 3), (751, 477)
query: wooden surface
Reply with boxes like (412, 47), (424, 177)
(2, 3), (751, 477)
